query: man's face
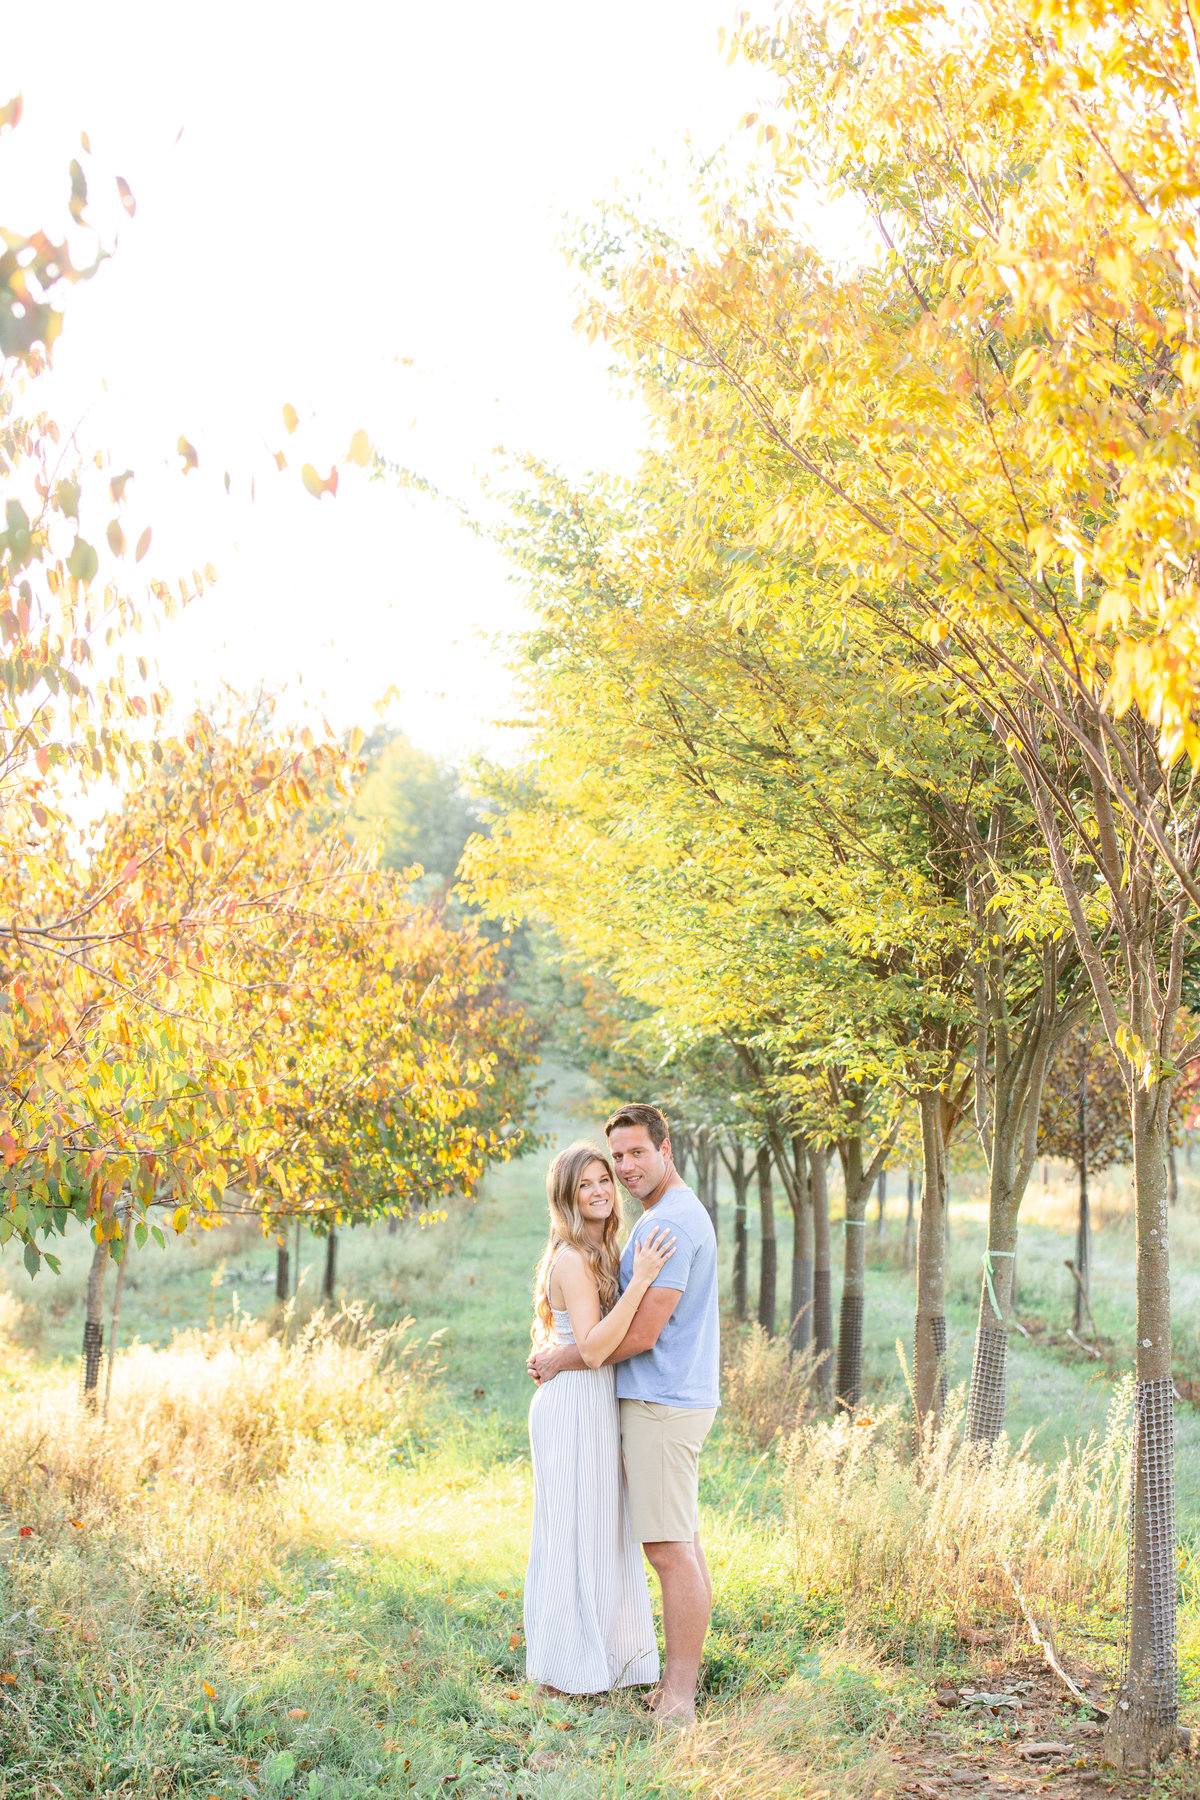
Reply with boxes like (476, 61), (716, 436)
(608, 1124), (669, 1200)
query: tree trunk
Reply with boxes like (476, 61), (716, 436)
(833, 1118), (893, 1412)
(696, 1133), (719, 1237)
(275, 1237), (290, 1303)
(835, 1175), (869, 1411)
(1074, 1055), (1091, 1336)
(1168, 1141), (1178, 1211)
(904, 1168), (916, 1269)
(1103, 1078), (1177, 1763)
(964, 1170), (1018, 1444)
(964, 986), (1078, 1440)
(322, 1223), (337, 1303)
(293, 1218), (302, 1298)
(914, 1088), (949, 1435)
(876, 1167), (887, 1239)
(725, 1140), (749, 1322)
(788, 1137), (813, 1355)
(756, 1146), (776, 1336)
(81, 1236), (108, 1410)
(102, 1220), (132, 1426)
(811, 1145), (833, 1401)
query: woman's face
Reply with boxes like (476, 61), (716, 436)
(575, 1159), (616, 1224)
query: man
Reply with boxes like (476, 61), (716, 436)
(528, 1103), (719, 1725)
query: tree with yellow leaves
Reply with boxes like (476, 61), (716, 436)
(574, 0), (1199, 1753)
(0, 112), (540, 1367)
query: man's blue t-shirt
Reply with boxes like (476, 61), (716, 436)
(615, 1185), (720, 1408)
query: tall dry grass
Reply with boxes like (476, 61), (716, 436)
(777, 1379), (1133, 1648)
(722, 1324), (828, 1448)
(0, 1304), (441, 1547)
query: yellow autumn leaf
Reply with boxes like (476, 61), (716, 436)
(301, 463), (338, 500)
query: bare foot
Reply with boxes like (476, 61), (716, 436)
(643, 1685), (663, 1712)
(536, 1682), (570, 1699)
(655, 1692), (697, 1729)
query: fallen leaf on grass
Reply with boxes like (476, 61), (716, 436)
(0, 1673), (15, 1685)
(69, 1520), (83, 1530)
(286, 1708), (307, 1719)
(506, 1690), (520, 1700)
(202, 1681), (215, 1699)
(509, 1633), (521, 1649)
(1016, 1741), (1072, 1759)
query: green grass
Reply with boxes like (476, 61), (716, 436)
(8, 1072), (1196, 1517)
(0, 1069), (924, 1800)
(1, 1069), (1198, 1797)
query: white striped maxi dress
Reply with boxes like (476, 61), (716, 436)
(524, 1303), (659, 1694)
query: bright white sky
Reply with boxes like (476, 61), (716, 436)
(7, 1), (784, 762)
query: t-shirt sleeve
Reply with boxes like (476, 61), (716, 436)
(637, 1215), (698, 1292)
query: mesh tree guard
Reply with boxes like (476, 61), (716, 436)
(733, 1202), (748, 1321)
(836, 1292), (864, 1410)
(1118, 1375), (1178, 1730)
(913, 1314), (949, 1438)
(80, 1319), (103, 1409)
(790, 1256), (814, 1354)
(932, 1314), (947, 1413)
(966, 1324), (1008, 1444)
(813, 1268), (834, 1399)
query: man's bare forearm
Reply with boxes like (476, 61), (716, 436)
(534, 1289), (680, 1378)
(603, 1288), (681, 1364)
(534, 1335), (638, 1377)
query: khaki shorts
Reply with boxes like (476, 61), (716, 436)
(619, 1399), (716, 1544)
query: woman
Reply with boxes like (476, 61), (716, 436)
(523, 1140), (675, 1696)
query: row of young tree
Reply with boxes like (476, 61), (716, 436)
(0, 114), (542, 1395)
(546, 953), (1178, 1360)
(460, 0), (1200, 1762)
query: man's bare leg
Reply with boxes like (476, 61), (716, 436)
(645, 1533), (711, 1712)
(642, 1537), (711, 1724)
(694, 1532), (712, 1609)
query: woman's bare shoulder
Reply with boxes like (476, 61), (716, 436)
(552, 1244), (597, 1286)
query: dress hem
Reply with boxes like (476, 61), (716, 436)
(525, 1672), (659, 1695)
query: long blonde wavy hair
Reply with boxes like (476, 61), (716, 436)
(531, 1140), (623, 1348)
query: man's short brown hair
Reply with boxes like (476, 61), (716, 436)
(604, 1103), (670, 1149)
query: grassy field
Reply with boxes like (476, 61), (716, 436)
(1, 1070), (1199, 1798)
